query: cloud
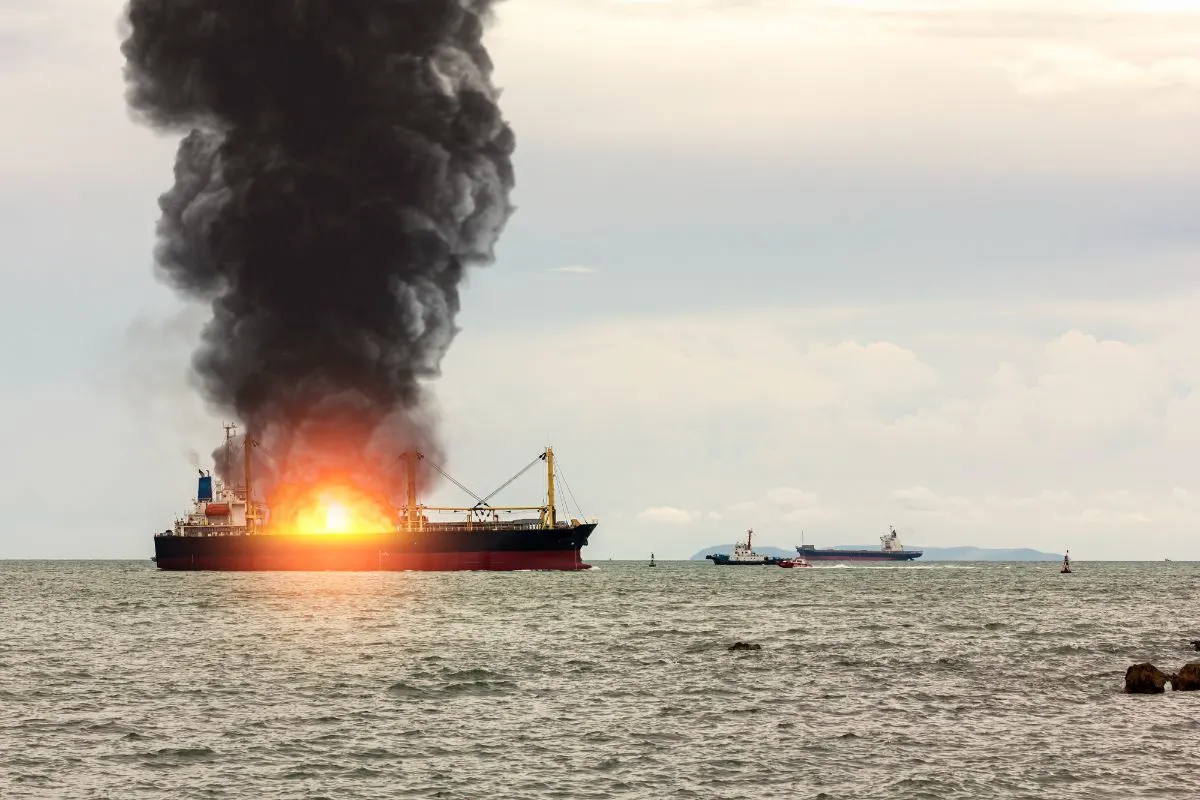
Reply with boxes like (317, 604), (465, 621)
(1076, 508), (1153, 525)
(889, 486), (941, 510)
(821, 6), (1200, 41)
(762, 487), (840, 522)
(447, 311), (940, 432)
(990, 46), (1200, 98)
(434, 295), (1200, 558)
(636, 506), (699, 523)
(549, 265), (599, 275)
(1165, 389), (1200, 444)
(887, 486), (973, 517)
(725, 501), (758, 514)
(765, 487), (821, 507)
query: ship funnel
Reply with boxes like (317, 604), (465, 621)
(198, 473), (214, 502)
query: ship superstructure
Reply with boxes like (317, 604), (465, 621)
(171, 424), (265, 538)
(154, 425), (597, 571)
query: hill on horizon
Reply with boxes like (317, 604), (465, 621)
(690, 544), (1061, 561)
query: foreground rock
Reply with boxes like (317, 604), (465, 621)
(1125, 663), (1170, 694)
(1172, 663), (1200, 691)
(729, 642), (761, 652)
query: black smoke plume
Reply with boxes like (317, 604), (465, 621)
(121, 1), (515, 493)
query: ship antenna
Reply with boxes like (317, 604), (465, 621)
(222, 422), (239, 489)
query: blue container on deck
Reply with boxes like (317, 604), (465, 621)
(198, 475), (213, 502)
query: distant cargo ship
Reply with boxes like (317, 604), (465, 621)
(795, 527), (922, 563)
(152, 425), (597, 571)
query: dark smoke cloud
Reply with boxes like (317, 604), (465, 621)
(121, 1), (515, 493)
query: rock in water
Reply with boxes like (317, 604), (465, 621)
(729, 642), (762, 652)
(1124, 663), (1169, 694)
(1171, 663), (1200, 691)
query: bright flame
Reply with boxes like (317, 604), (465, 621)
(269, 480), (396, 535)
(324, 502), (351, 533)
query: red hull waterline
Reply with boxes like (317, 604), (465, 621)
(801, 555), (917, 562)
(155, 549), (591, 572)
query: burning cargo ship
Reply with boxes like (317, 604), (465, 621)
(153, 426), (597, 571)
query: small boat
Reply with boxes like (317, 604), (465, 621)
(649, 552), (656, 567)
(1060, 551), (1071, 574)
(778, 558), (812, 569)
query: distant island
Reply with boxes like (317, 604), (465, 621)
(690, 544), (1061, 562)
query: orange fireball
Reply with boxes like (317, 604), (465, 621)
(268, 479), (396, 535)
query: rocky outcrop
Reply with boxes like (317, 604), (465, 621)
(729, 642), (761, 652)
(1125, 663), (1170, 694)
(1171, 663), (1200, 691)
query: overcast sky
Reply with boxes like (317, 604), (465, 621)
(2, 0), (1199, 559)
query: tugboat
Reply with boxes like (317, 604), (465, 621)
(1060, 551), (1072, 574)
(705, 529), (786, 566)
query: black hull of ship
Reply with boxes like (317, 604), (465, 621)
(153, 523), (596, 571)
(705, 555), (787, 566)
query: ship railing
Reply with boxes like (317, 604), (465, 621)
(406, 522), (561, 533)
(161, 529), (240, 538)
(159, 521), (572, 537)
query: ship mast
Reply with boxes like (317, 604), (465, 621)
(223, 422), (237, 486)
(402, 449), (423, 531)
(404, 447), (567, 529)
(545, 445), (556, 529)
(243, 431), (257, 531)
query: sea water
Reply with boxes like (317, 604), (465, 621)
(2, 560), (1198, 799)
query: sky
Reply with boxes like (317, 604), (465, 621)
(1, 0), (1199, 559)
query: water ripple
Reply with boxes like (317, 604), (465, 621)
(1, 560), (1199, 798)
